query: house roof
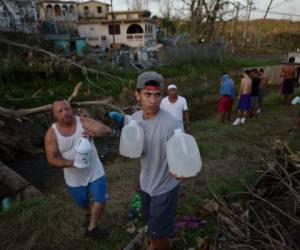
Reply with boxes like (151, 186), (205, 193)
(78, 0), (110, 6)
(43, 0), (78, 4)
(109, 10), (147, 15)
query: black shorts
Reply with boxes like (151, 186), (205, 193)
(282, 79), (294, 95)
(141, 185), (180, 238)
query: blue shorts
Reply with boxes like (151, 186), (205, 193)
(238, 93), (251, 111)
(67, 175), (108, 208)
(141, 185), (180, 239)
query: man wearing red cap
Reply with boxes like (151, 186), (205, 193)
(131, 72), (182, 250)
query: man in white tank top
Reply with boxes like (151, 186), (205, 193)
(160, 84), (191, 132)
(44, 100), (112, 239)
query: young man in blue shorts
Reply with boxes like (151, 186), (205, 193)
(44, 100), (112, 239)
(233, 70), (252, 125)
(131, 71), (182, 249)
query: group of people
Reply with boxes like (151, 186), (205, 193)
(219, 68), (268, 125)
(45, 72), (190, 250)
(44, 57), (298, 250)
(219, 56), (298, 126)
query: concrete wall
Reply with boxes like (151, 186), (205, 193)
(288, 52), (300, 64)
(262, 64), (300, 85)
(159, 42), (225, 66)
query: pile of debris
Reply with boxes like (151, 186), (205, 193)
(201, 140), (300, 250)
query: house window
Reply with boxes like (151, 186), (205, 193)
(46, 5), (53, 17)
(108, 24), (120, 35)
(97, 6), (102, 13)
(69, 5), (75, 14)
(84, 6), (89, 16)
(62, 5), (68, 16)
(127, 24), (143, 34)
(54, 5), (61, 16)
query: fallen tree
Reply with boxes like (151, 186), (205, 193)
(0, 97), (126, 119)
(0, 160), (43, 200)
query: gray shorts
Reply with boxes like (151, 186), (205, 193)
(141, 185), (180, 238)
(251, 96), (258, 109)
(258, 89), (265, 104)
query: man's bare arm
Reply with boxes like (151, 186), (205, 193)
(44, 128), (74, 168)
(183, 110), (191, 132)
(239, 80), (244, 97)
(81, 117), (112, 138)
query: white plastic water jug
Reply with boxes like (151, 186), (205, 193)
(167, 128), (202, 178)
(119, 120), (144, 158)
(74, 137), (92, 168)
(291, 96), (300, 105)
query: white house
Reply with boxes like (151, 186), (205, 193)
(39, 0), (78, 35)
(77, 1), (156, 48)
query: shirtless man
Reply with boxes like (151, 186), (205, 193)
(233, 70), (252, 125)
(257, 68), (268, 113)
(45, 100), (112, 239)
(281, 57), (297, 104)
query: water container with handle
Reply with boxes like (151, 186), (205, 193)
(119, 120), (144, 158)
(74, 137), (92, 168)
(167, 128), (202, 178)
(291, 96), (300, 105)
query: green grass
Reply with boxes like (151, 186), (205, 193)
(0, 192), (132, 250)
(173, 87), (300, 248)
(0, 58), (295, 249)
(0, 57), (278, 110)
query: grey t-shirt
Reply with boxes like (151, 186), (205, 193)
(131, 109), (182, 196)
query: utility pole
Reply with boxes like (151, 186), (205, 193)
(263, 0), (274, 20)
(110, 0), (115, 45)
(243, 0), (252, 46)
(231, 2), (240, 53)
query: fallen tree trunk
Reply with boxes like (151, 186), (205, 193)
(0, 97), (126, 119)
(0, 161), (43, 200)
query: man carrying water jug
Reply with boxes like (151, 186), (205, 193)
(44, 100), (112, 239)
(131, 71), (183, 250)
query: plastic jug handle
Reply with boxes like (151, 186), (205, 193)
(135, 121), (142, 141)
(180, 134), (188, 154)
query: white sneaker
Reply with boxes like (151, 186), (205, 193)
(257, 109), (261, 114)
(232, 118), (241, 126)
(241, 118), (246, 124)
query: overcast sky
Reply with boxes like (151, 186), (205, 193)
(100, 0), (300, 20)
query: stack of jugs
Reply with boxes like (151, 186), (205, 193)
(167, 128), (202, 178)
(119, 119), (144, 158)
(74, 137), (92, 168)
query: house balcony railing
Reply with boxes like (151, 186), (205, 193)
(126, 34), (144, 40)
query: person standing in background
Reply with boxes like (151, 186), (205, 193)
(160, 84), (191, 132)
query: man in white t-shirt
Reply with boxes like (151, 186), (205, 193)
(160, 84), (191, 132)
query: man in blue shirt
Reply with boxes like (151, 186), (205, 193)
(219, 73), (235, 122)
(105, 111), (124, 136)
